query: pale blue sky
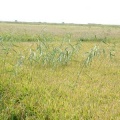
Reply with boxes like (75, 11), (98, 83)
(0, 0), (120, 25)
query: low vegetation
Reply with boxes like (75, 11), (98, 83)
(0, 22), (120, 120)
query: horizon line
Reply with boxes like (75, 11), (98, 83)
(0, 20), (120, 26)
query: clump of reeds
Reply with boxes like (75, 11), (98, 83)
(28, 39), (82, 68)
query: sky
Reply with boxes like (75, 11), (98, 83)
(0, 0), (120, 25)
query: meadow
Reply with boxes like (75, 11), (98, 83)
(0, 22), (120, 120)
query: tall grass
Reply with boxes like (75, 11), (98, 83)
(0, 35), (116, 79)
(0, 23), (120, 119)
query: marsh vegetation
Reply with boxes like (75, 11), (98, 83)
(0, 23), (120, 120)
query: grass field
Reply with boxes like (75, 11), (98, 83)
(0, 22), (120, 120)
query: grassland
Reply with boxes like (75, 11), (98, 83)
(0, 22), (120, 120)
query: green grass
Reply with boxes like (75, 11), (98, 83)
(0, 23), (120, 120)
